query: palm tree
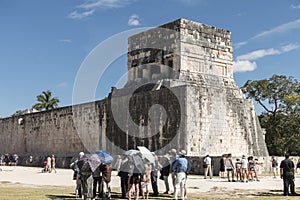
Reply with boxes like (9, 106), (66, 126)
(32, 90), (60, 111)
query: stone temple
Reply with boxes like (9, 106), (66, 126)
(0, 19), (269, 168)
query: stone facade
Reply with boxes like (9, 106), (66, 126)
(0, 19), (269, 169)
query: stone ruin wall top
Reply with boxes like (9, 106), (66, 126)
(127, 18), (233, 85)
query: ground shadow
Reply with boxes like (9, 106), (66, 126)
(46, 194), (75, 199)
(46, 192), (174, 199)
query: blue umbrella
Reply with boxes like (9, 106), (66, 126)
(95, 150), (114, 164)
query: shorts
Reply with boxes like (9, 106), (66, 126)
(129, 174), (141, 185)
(227, 168), (233, 171)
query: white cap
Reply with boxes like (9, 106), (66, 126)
(79, 152), (84, 158)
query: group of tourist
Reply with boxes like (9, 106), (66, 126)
(69, 149), (300, 199)
(42, 154), (56, 173)
(216, 153), (263, 182)
(203, 153), (264, 183)
(0, 153), (19, 166)
(70, 148), (192, 200)
(1, 150), (299, 198)
(114, 149), (191, 200)
(70, 152), (113, 200)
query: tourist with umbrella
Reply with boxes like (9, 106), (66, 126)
(128, 155), (145, 200)
(118, 155), (131, 199)
(93, 150), (114, 199)
(77, 153), (102, 200)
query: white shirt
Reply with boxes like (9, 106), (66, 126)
(225, 157), (233, 169)
(204, 156), (211, 165)
(241, 158), (248, 169)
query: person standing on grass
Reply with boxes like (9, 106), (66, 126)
(172, 150), (188, 200)
(160, 155), (171, 194)
(150, 152), (161, 197)
(280, 153), (297, 196)
(92, 165), (102, 199)
(169, 148), (178, 193)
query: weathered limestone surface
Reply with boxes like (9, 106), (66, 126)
(0, 19), (269, 169)
(126, 18), (268, 157)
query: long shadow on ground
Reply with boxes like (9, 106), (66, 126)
(46, 192), (174, 199)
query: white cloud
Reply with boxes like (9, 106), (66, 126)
(59, 39), (72, 43)
(253, 19), (300, 39)
(281, 43), (300, 52)
(237, 44), (300, 61)
(234, 43), (300, 73)
(234, 19), (300, 48)
(237, 48), (280, 61)
(233, 60), (257, 73)
(291, 4), (300, 9)
(68, 10), (94, 19)
(79, 0), (131, 9)
(128, 14), (140, 26)
(69, 0), (135, 20)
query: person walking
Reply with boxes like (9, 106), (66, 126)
(204, 155), (212, 179)
(46, 155), (51, 173)
(172, 150), (188, 200)
(50, 155), (57, 173)
(280, 153), (297, 196)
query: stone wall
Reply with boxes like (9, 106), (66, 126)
(0, 19), (270, 171)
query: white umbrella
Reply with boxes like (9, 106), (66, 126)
(137, 146), (155, 163)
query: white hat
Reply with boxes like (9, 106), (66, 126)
(169, 149), (177, 155)
(79, 152), (84, 158)
(179, 150), (186, 156)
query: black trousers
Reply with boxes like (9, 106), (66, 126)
(151, 171), (159, 195)
(93, 176), (103, 198)
(120, 171), (129, 198)
(283, 174), (295, 195)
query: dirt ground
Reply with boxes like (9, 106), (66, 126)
(0, 166), (299, 198)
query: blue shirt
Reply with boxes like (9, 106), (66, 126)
(172, 157), (188, 173)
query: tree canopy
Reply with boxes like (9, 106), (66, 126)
(32, 90), (60, 111)
(242, 75), (300, 156)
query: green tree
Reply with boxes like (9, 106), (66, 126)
(32, 90), (60, 111)
(242, 75), (300, 155)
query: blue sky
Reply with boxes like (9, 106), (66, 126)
(1, 0), (300, 117)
